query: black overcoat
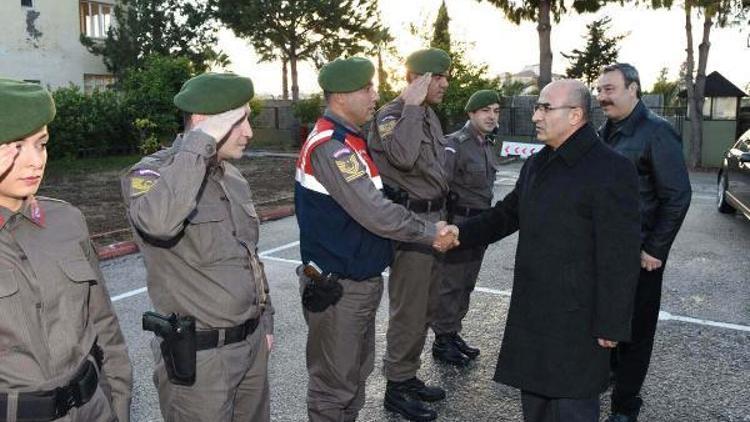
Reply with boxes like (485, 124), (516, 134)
(459, 123), (641, 398)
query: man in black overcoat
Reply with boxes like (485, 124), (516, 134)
(456, 79), (642, 422)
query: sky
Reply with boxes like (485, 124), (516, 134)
(216, 0), (750, 97)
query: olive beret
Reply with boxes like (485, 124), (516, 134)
(405, 48), (452, 75)
(0, 78), (56, 144)
(173, 73), (254, 114)
(465, 89), (501, 113)
(318, 57), (375, 93)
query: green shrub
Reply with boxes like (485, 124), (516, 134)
(48, 86), (133, 159)
(292, 95), (324, 125)
(121, 55), (195, 145)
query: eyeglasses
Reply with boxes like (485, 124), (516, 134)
(533, 103), (580, 113)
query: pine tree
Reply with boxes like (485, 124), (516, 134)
(562, 17), (626, 88)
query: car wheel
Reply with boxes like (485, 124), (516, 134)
(717, 172), (735, 214)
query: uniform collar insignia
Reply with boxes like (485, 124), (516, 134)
(22, 196), (46, 228)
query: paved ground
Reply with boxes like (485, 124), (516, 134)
(101, 161), (750, 421)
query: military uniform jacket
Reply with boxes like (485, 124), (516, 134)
(445, 121), (499, 210)
(295, 112), (436, 279)
(121, 132), (273, 333)
(458, 124), (641, 398)
(0, 197), (132, 421)
(368, 98), (449, 200)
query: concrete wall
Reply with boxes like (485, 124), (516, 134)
(682, 120), (738, 168)
(0, 0), (114, 88)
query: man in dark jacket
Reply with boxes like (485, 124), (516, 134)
(597, 63), (692, 422)
(458, 79), (641, 422)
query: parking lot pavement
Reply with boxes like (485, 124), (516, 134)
(102, 163), (750, 421)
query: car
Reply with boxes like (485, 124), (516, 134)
(717, 129), (750, 219)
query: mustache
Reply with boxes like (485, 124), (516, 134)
(599, 100), (614, 107)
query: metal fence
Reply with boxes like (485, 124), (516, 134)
(494, 105), (687, 138)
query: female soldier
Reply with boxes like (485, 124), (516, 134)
(0, 79), (132, 422)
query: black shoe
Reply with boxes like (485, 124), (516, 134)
(433, 334), (471, 366)
(384, 383), (437, 421)
(392, 377), (446, 402)
(450, 332), (480, 359)
(608, 396), (642, 422)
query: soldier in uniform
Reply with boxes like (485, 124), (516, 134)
(430, 90), (501, 366)
(367, 47), (452, 420)
(295, 57), (459, 422)
(0, 79), (132, 422)
(121, 73), (273, 421)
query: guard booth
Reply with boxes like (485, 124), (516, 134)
(682, 71), (748, 167)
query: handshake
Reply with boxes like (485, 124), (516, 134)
(432, 221), (460, 253)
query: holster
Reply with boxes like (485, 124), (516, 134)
(301, 265), (343, 313)
(142, 312), (197, 386)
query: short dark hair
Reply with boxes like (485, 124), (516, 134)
(323, 91), (333, 102)
(182, 112), (192, 131)
(601, 63), (642, 98)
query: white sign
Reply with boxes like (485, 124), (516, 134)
(501, 141), (544, 158)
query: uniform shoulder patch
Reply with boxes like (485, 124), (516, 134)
(377, 114), (398, 138)
(129, 171), (158, 197)
(335, 153), (367, 183)
(332, 147), (353, 159)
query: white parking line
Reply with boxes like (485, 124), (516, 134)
(258, 241), (300, 257)
(111, 287), (147, 302)
(111, 245), (750, 334)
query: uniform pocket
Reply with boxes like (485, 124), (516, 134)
(464, 163), (487, 187)
(59, 258), (98, 283)
(187, 205), (227, 224)
(0, 269), (19, 297)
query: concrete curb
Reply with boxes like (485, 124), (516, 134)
(95, 205), (296, 261)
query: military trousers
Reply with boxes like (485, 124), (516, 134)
(151, 322), (270, 422)
(430, 214), (487, 335)
(300, 275), (383, 422)
(384, 209), (443, 382)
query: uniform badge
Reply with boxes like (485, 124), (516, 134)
(377, 115), (398, 138)
(130, 176), (156, 197)
(335, 154), (366, 183)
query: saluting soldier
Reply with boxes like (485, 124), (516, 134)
(295, 57), (458, 422)
(0, 79), (132, 422)
(367, 48), (452, 420)
(430, 89), (501, 367)
(121, 73), (273, 422)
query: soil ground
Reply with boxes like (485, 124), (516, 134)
(37, 155), (297, 247)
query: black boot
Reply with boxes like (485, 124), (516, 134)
(397, 377), (446, 402)
(450, 332), (480, 359)
(384, 380), (437, 422)
(432, 334), (471, 366)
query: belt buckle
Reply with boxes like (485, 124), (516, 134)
(54, 384), (81, 418)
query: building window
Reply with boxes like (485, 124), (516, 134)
(80, 1), (113, 39)
(84, 74), (115, 94)
(702, 97), (738, 120)
(21, 0), (33, 7)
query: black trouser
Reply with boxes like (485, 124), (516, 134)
(611, 265), (666, 415)
(521, 390), (599, 422)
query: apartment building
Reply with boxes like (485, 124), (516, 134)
(0, 0), (116, 92)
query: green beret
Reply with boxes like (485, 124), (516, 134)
(405, 48), (451, 75)
(174, 73), (254, 114)
(465, 89), (500, 113)
(318, 57), (375, 93)
(0, 79), (55, 144)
